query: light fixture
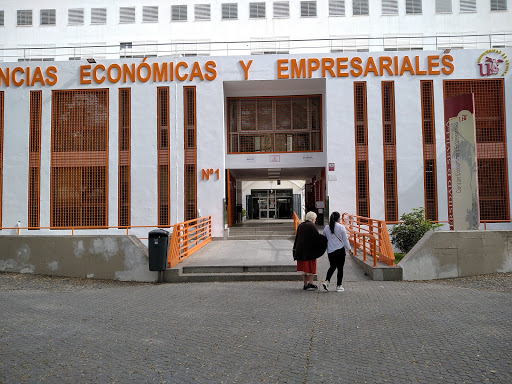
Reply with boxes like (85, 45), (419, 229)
(87, 58), (96, 63)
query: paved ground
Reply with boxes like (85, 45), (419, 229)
(1, 255), (511, 383)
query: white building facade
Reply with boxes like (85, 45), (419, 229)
(0, 1), (511, 239)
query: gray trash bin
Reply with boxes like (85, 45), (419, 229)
(148, 229), (170, 271)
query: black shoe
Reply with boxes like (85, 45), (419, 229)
(305, 283), (318, 291)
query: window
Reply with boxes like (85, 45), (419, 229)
(157, 88), (170, 227)
(17, 10), (32, 26)
(184, 87), (197, 221)
(0, 10), (4, 26)
(119, 89), (131, 227)
(68, 8), (84, 25)
(227, 95), (322, 154)
(143, 6), (158, 22)
(301, 1), (317, 17)
(436, 0), (452, 13)
(273, 1), (289, 18)
(29, 91), (42, 228)
(120, 7), (135, 23)
(250, 2), (266, 18)
(444, 79), (509, 221)
(329, 0), (345, 16)
(382, 81), (398, 222)
(40, 9), (56, 25)
(382, 0), (398, 15)
(460, 0), (476, 12)
(420, 81), (438, 221)
(51, 90), (109, 228)
(354, 82), (369, 218)
(195, 4), (211, 20)
(91, 8), (107, 24)
(172, 5), (187, 21)
(491, 0), (507, 11)
(353, 0), (369, 15)
(406, 0), (422, 14)
(222, 3), (238, 19)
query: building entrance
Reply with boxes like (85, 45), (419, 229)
(250, 189), (293, 219)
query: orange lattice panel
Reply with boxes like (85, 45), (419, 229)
(119, 88), (131, 227)
(354, 82), (369, 218)
(444, 79), (509, 221)
(227, 95), (322, 154)
(382, 81), (397, 222)
(184, 86), (197, 221)
(157, 87), (170, 227)
(0, 92), (3, 227)
(29, 91), (42, 228)
(50, 89), (108, 228)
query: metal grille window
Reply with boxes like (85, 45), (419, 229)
(227, 95), (322, 154)
(353, 0), (369, 15)
(172, 5), (187, 21)
(40, 9), (56, 26)
(420, 81), (438, 221)
(250, 2), (266, 18)
(460, 0), (476, 12)
(301, 1), (317, 17)
(119, 89), (131, 227)
(273, 1), (289, 17)
(382, 82), (398, 222)
(222, 3), (238, 19)
(382, 0), (398, 15)
(195, 4), (211, 20)
(51, 90), (108, 228)
(68, 8), (84, 25)
(120, 7), (136, 23)
(329, 0), (345, 16)
(143, 6), (158, 22)
(184, 87), (197, 221)
(436, 0), (452, 13)
(444, 79), (509, 221)
(17, 10), (32, 26)
(354, 82), (369, 218)
(0, 92), (3, 226)
(406, 0), (422, 14)
(157, 88), (170, 227)
(491, 0), (507, 11)
(91, 8), (107, 24)
(28, 91), (42, 228)
(0, 11), (4, 26)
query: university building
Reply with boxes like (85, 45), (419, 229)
(0, 1), (511, 240)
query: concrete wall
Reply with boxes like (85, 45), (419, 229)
(400, 230), (512, 281)
(0, 236), (158, 282)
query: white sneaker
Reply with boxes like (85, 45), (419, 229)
(322, 281), (329, 291)
(336, 285), (345, 292)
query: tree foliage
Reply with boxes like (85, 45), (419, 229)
(389, 207), (442, 254)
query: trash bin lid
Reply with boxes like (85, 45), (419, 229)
(148, 229), (170, 237)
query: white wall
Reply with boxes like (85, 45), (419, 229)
(1, 48), (511, 239)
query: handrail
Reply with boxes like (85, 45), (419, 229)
(168, 216), (212, 268)
(293, 212), (301, 233)
(342, 213), (395, 267)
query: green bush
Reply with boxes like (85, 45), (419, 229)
(390, 207), (442, 254)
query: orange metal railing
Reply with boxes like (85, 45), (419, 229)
(293, 212), (301, 233)
(342, 213), (395, 267)
(167, 216), (212, 268)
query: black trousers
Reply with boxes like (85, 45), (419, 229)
(325, 248), (346, 286)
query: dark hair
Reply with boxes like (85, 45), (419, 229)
(329, 211), (341, 234)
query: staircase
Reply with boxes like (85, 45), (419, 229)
(227, 219), (296, 240)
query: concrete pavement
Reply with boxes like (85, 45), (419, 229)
(1, 250), (511, 383)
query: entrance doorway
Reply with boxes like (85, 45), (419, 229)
(249, 189), (293, 219)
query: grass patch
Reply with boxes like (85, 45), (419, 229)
(394, 253), (406, 264)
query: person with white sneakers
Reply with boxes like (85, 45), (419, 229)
(321, 211), (353, 292)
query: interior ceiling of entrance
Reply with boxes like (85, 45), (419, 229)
(228, 167), (322, 181)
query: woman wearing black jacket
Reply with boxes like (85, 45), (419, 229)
(293, 211), (327, 291)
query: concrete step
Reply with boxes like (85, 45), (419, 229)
(182, 265), (297, 274)
(164, 268), (301, 283)
(227, 234), (295, 240)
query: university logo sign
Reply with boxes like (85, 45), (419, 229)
(477, 49), (509, 77)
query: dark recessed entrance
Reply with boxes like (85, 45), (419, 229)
(247, 189), (298, 219)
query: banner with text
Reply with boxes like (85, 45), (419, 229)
(444, 94), (479, 230)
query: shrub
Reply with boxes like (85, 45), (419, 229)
(389, 207), (442, 254)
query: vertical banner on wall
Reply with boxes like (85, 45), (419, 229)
(444, 94), (480, 230)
